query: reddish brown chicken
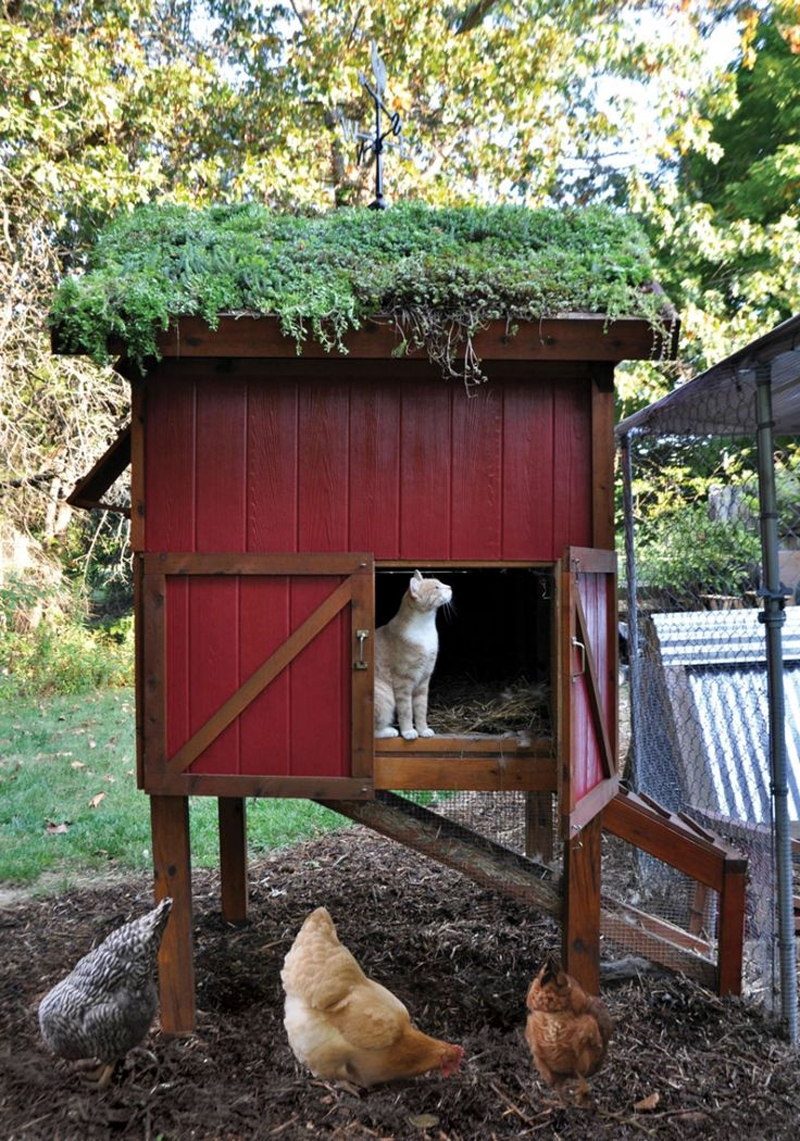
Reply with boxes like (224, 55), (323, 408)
(525, 954), (612, 1103)
(281, 907), (464, 1088)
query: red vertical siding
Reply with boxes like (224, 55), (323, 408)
(246, 377), (298, 552)
(144, 377), (195, 549)
(501, 379), (554, 560)
(572, 674), (593, 800)
(293, 381), (350, 775)
(552, 379), (592, 553)
(241, 379), (298, 774)
(165, 579), (190, 760)
(143, 361), (600, 783)
(399, 378), (452, 558)
(348, 380), (401, 554)
(239, 577), (291, 776)
(144, 364), (596, 563)
(289, 579), (348, 777)
(573, 571), (609, 800)
(145, 378), (195, 764)
(451, 383), (503, 559)
(189, 382), (248, 774)
(297, 380), (350, 550)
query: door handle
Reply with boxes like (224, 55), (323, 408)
(354, 629), (369, 670)
(572, 637), (586, 682)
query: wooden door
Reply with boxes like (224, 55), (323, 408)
(559, 546), (618, 837)
(138, 553), (375, 798)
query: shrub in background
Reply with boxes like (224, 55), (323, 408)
(0, 574), (133, 703)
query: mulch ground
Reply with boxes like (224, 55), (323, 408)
(1, 824), (798, 1141)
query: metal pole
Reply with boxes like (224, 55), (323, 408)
(755, 360), (798, 1045)
(369, 95), (385, 210)
(620, 432), (642, 788)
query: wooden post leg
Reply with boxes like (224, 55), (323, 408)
(717, 866), (746, 997)
(562, 814), (602, 994)
(151, 794), (195, 1033)
(525, 792), (554, 862)
(688, 881), (712, 936)
(218, 797), (248, 923)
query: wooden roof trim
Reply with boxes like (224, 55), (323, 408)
(67, 424), (131, 515)
(101, 313), (678, 364)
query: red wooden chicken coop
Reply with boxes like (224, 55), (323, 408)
(61, 224), (746, 1031)
(70, 311), (676, 1032)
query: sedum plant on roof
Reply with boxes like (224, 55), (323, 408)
(50, 201), (669, 385)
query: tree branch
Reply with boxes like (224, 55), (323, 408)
(450, 0), (502, 34)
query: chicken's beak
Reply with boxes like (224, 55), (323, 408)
(540, 953), (561, 986)
(151, 897), (173, 938)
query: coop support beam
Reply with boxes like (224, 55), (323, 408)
(755, 359), (799, 1044)
(151, 794), (195, 1034)
(525, 792), (554, 862)
(218, 797), (248, 924)
(563, 814), (602, 995)
(718, 865), (747, 998)
(320, 791), (723, 991)
(316, 791), (561, 918)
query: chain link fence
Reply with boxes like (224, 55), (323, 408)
(618, 417), (800, 1014)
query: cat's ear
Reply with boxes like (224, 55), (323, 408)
(409, 570), (423, 596)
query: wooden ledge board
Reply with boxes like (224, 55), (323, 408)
(375, 734), (553, 755)
(100, 314), (676, 364)
(373, 755), (558, 792)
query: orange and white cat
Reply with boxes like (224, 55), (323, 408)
(374, 570), (452, 741)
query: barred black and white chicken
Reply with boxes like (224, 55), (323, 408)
(38, 897), (172, 1088)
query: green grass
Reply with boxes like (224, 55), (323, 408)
(0, 689), (346, 889)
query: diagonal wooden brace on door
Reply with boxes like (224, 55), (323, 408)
(573, 589), (615, 781)
(164, 576), (354, 777)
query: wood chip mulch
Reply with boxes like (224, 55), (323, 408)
(1, 825), (798, 1140)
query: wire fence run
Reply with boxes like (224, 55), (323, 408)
(620, 425), (800, 1015)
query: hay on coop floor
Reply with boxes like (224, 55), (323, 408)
(427, 675), (551, 738)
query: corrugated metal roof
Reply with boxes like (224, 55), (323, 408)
(649, 609), (800, 827)
(652, 607), (800, 666)
(616, 314), (800, 438)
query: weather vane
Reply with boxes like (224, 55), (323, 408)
(355, 42), (402, 209)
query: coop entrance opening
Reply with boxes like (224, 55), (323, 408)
(375, 566), (553, 744)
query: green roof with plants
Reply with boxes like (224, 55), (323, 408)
(50, 201), (669, 382)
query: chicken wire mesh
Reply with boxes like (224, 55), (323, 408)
(619, 401), (800, 1015)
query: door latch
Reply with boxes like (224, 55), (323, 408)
(571, 637), (586, 682)
(354, 629), (370, 670)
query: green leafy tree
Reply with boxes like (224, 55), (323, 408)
(615, 4), (800, 606)
(0, 0), (231, 566)
(629, 2), (800, 384)
(0, 0), (747, 603)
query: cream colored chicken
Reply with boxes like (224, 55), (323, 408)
(281, 907), (464, 1088)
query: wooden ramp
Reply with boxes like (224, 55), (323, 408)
(320, 789), (747, 996)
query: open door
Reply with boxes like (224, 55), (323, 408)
(559, 546), (618, 838)
(139, 552), (375, 799)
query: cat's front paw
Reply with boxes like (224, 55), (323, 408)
(419, 728), (435, 738)
(401, 729), (419, 741)
(375, 727), (400, 738)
